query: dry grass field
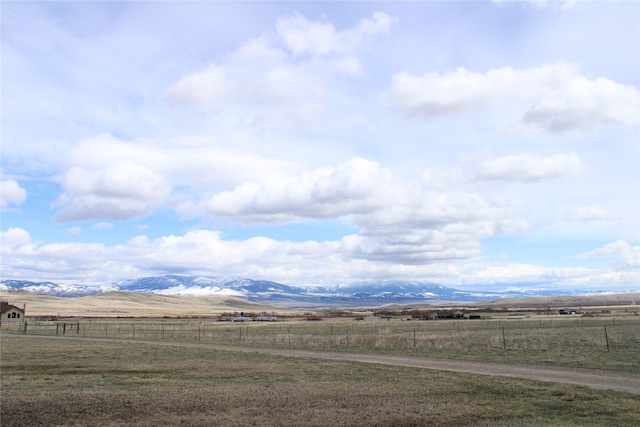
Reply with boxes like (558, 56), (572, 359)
(2, 291), (639, 425)
(4, 316), (638, 371)
(2, 336), (640, 427)
(0, 290), (292, 317)
(2, 290), (638, 318)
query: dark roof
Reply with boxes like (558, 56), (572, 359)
(1, 301), (23, 314)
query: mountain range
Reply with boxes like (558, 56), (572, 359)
(1, 275), (629, 307)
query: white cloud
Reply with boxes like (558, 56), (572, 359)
(455, 261), (639, 292)
(0, 179), (27, 208)
(166, 11), (393, 129)
(276, 11), (392, 56)
(166, 56), (326, 129)
(198, 157), (530, 265)
(1, 227), (32, 256)
(54, 134), (295, 222)
(477, 153), (586, 182)
(3, 227), (636, 290)
(384, 62), (639, 133)
(564, 206), (617, 221)
(165, 65), (231, 106)
(55, 161), (172, 222)
(201, 157), (393, 222)
(578, 241), (640, 271)
(0, 227), (345, 283)
(520, 75), (640, 132)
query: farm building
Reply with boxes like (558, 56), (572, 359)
(1, 301), (25, 324)
(376, 314), (413, 321)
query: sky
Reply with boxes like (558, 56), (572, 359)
(1, 0), (639, 291)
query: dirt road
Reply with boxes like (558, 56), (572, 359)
(8, 334), (640, 394)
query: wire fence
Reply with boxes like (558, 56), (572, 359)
(3, 316), (639, 355)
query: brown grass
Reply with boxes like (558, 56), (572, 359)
(6, 316), (638, 371)
(2, 336), (639, 426)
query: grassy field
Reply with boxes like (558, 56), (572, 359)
(1, 335), (639, 427)
(4, 315), (639, 371)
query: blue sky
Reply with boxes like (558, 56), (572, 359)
(1, 0), (638, 291)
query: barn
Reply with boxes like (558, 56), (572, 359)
(1, 301), (25, 325)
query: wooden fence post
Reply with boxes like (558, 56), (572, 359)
(502, 326), (506, 350)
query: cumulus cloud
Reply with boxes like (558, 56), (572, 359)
(276, 11), (392, 56)
(54, 134), (294, 222)
(4, 226), (635, 290)
(54, 161), (172, 222)
(198, 157), (530, 265)
(0, 179), (27, 208)
(477, 153), (586, 182)
(578, 240), (640, 271)
(1, 227), (32, 256)
(166, 54), (326, 129)
(166, 11), (393, 129)
(520, 75), (640, 132)
(165, 65), (232, 106)
(0, 227), (345, 283)
(201, 157), (394, 222)
(384, 62), (639, 133)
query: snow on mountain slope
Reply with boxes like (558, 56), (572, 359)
(1, 275), (630, 305)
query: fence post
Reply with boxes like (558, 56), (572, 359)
(502, 326), (506, 350)
(604, 326), (610, 352)
(413, 328), (416, 348)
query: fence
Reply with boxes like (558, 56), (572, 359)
(3, 317), (639, 355)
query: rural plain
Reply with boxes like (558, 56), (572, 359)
(1, 291), (640, 426)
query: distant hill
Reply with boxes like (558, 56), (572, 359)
(2, 275), (634, 307)
(0, 290), (288, 317)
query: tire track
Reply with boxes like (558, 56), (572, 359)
(6, 334), (640, 394)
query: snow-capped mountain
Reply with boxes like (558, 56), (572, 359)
(0, 280), (117, 297)
(0, 275), (628, 306)
(115, 275), (309, 300)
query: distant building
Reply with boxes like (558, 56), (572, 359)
(376, 314), (412, 321)
(232, 316), (254, 322)
(255, 315), (277, 322)
(1, 302), (25, 325)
